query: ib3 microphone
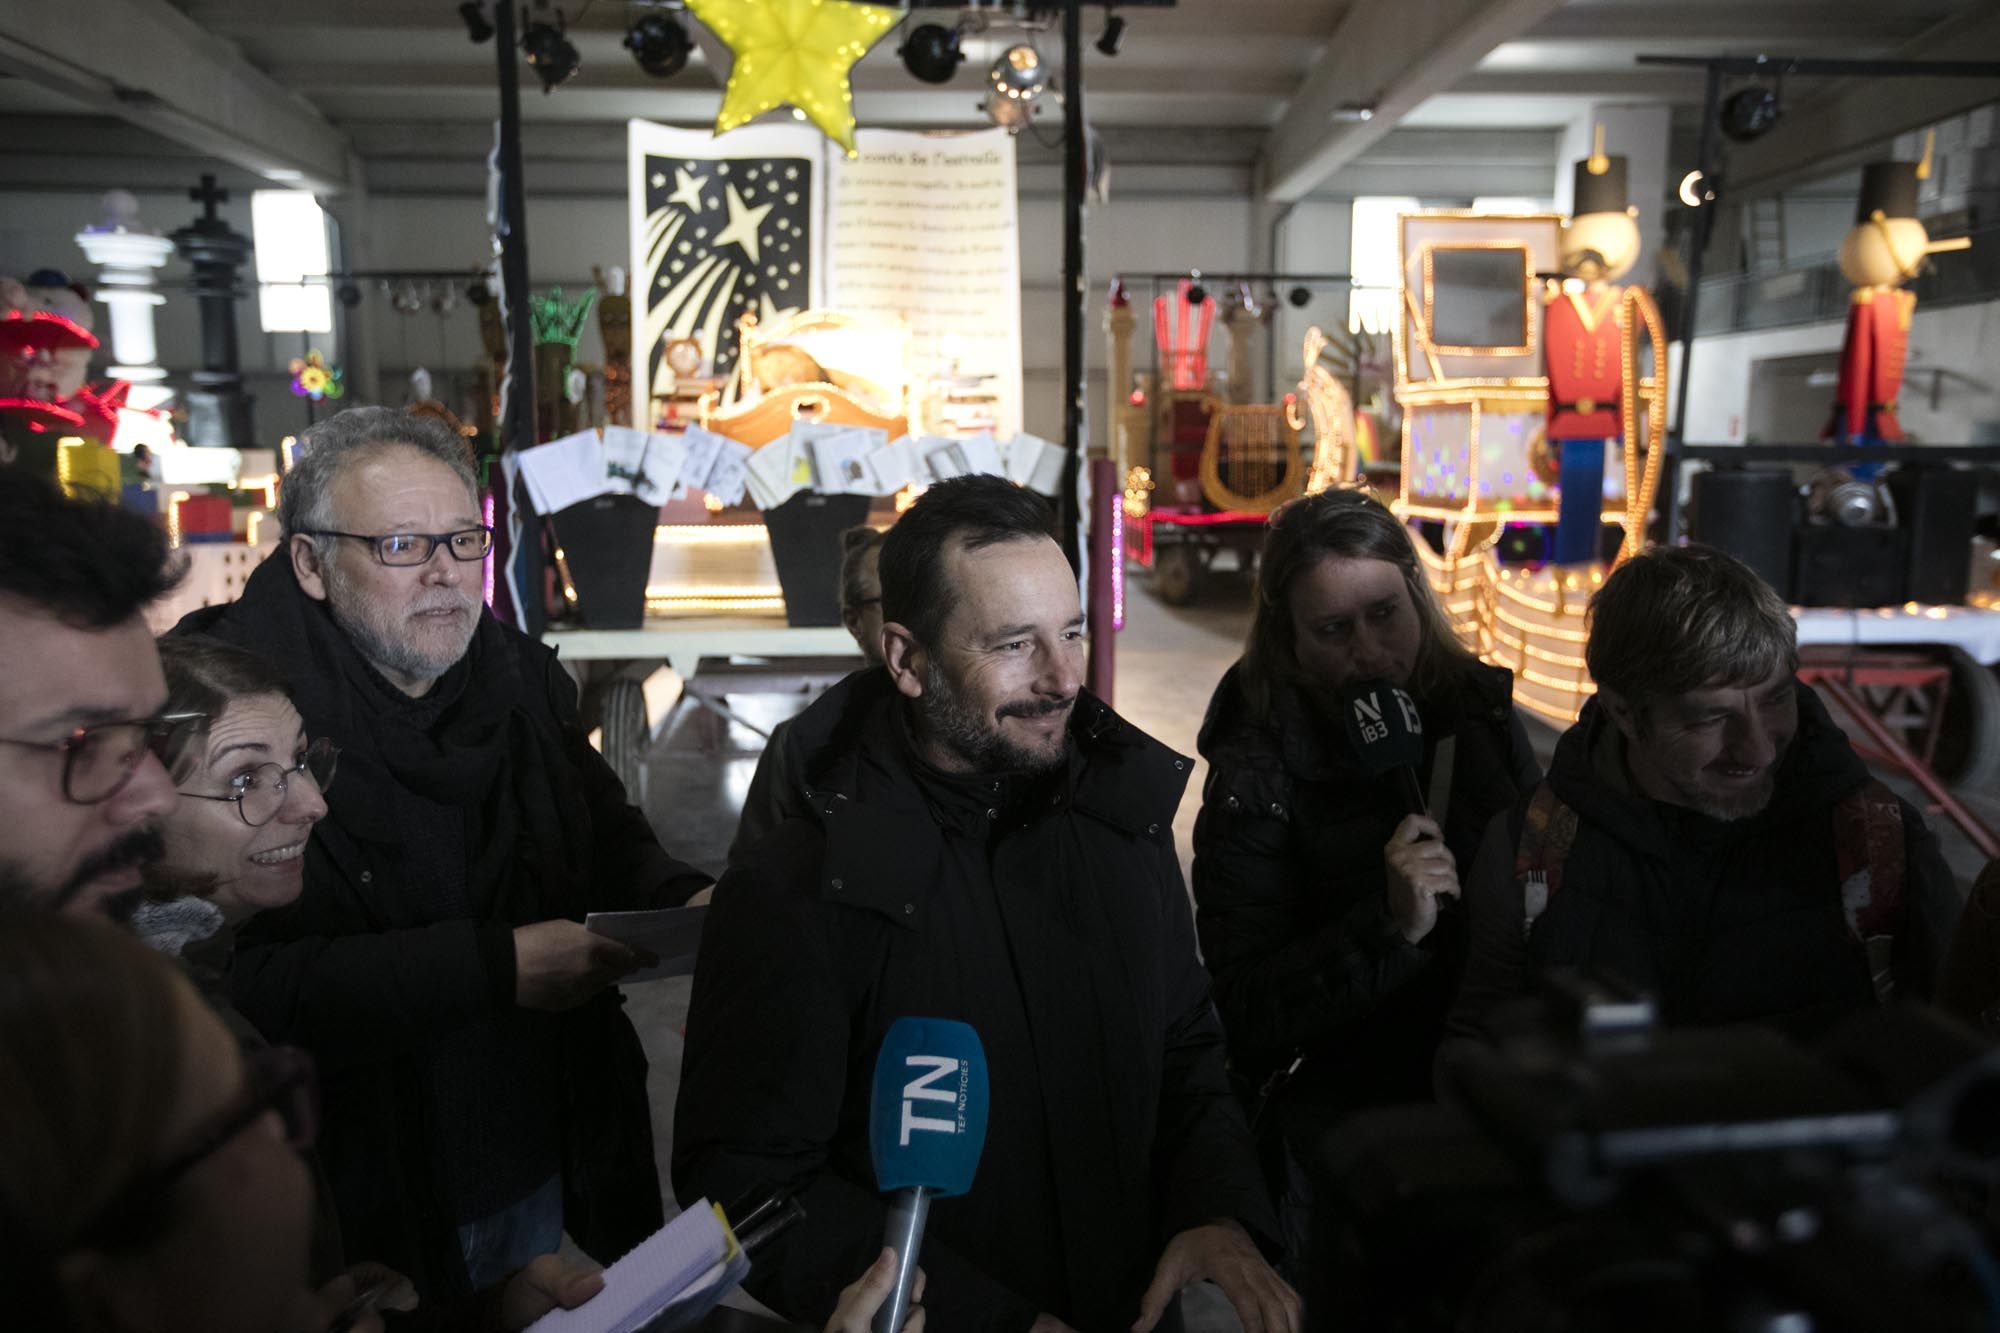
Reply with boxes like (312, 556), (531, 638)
(1339, 677), (1428, 817)
(867, 1017), (990, 1333)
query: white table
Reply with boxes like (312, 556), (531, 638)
(544, 616), (861, 792)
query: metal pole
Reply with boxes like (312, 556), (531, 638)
(1662, 63), (1723, 544)
(490, 0), (543, 633)
(1058, 0), (1085, 571)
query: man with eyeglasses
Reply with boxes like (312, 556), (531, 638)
(0, 467), (184, 920)
(176, 406), (715, 1307)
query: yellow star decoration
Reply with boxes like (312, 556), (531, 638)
(686, 0), (900, 156)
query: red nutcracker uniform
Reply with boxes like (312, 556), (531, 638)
(1545, 286), (1624, 442)
(1827, 286), (1913, 445)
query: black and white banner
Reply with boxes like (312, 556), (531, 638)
(628, 121), (826, 417)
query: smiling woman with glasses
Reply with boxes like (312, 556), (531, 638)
(132, 637), (337, 962)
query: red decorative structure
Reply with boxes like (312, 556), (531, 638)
(1152, 279), (1215, 391)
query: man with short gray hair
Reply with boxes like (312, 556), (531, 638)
(176, 406), (712, 1305)
(1448, 543), (1959, 1043)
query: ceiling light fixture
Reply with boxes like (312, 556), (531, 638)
(459, 0), (495, 43)
(521, 7), (581, 93)
(899, 22), (964, 84)
(989, 43), (1046, 102)
(1719, 85), (1782, 142)
(1331, 101), (1376, 123)
(1096, 13), (1125, 57)
(625, 8), (691, 79)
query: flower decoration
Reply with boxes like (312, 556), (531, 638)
(289, 350), (345, 402)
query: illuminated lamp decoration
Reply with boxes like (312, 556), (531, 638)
(1123, 463), (1154, 519)
(685, 0), (902, 156)
(68, 380), (131, 446)
(288, 349), (345, 402)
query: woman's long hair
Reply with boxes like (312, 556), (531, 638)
(0, 913), (190, 1329)
(1238, 486), (1477, 721)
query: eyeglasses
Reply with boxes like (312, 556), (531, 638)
(179, 737), (339, 827)
(301, 527), (493, 566)
(76, 1045), (319, 1251)
(0, 712), (206, 805)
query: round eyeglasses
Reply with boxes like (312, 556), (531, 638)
(179, 737), (339, 827)
(0, 711), (207, 806)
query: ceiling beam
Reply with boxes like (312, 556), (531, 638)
(1717, 7), (2000, 200)
(1526, 4), (1936, 44)
(0, 0), (354, 192)
(1257, 0), (1568, 204)
(1452, 69), (1708, 100)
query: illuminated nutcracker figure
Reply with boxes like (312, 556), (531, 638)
(1824, 135), (1968, 463)
(1544, 129), (1644, 565)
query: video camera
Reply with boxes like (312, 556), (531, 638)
(1302, 975), (2000, 1333)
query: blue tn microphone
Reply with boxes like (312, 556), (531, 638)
(1339, 677), (1428, 817)
(867, 1017), (990, 1333)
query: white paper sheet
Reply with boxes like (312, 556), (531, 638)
(744, 436), (804, 510)
(601, 426), (684, 506)
(518, 431), (609, 515)
(586, 905), (708, 983)
(524, 1199), (735, 1333)
(674, 424), (730, 495)
(809, 427), (887, 495)
(955, 431), (1005, 478)
(702, 438), (753, 507)
(864, 435), (925, 494)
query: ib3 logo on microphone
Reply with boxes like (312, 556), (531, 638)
(1346, 682), (1423, 746)
(869, 1017), (991, 1197)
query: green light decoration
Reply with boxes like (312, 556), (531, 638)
(529, 286), (597, 350)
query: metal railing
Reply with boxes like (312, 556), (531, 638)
(1693, 226), (2000, 337)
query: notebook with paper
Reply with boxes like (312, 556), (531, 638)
(525, 1200), (746, 1333)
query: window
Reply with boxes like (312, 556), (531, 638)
(1348, 196), (1419, 336)
(252, 190), (333, 334)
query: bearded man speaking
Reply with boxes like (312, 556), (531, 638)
(675, 475), (1295, 1333)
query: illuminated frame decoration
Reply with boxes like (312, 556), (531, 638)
(1417, 240), (1535, 357)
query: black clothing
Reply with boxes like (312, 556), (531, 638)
(1192, 662), (1537, 1108)
(176, 554), (710, 1302)
(1448, 684), (1960, 1043)
(674, 669), (1278, 1333)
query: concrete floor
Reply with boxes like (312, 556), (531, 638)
(612, 560), (1998, 1331)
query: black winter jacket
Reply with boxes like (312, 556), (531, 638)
(1448, 683), (1961, 1043)
(1192, 662), (1538, 1108)
(176, 554), (711, 1302)
(674, 669), (1278, 1333)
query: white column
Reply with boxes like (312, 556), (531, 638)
(75, 191), (178, 411)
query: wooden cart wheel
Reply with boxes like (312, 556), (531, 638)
(1933, 647), (2000, 792)
(599, 677), (649, 800)
(1153, 543), (1200, 606)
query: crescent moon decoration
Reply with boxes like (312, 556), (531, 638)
(1678, 169), (1706, 209)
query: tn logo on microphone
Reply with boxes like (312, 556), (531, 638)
(899, 1054), (971, 1144)
(1350, 689), (1420, 745)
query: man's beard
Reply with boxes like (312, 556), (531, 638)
(324, 559), (478, 687)
(918, 659), (1073, 776)
(1685, 771), (1778, 823)
(0, 826), (166, 924)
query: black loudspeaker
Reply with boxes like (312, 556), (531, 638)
(1690, 468), (1795, 597)
(1794, 524), (1905, 608)
(1886, 465), (1976, 605)
(762, 491), (872, 627)
(550, 493), (659, 629)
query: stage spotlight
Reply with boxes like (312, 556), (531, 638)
(625, 10), (690, 78)
(1719, 86), (1781, 143)
(1185, 274), (1207, 306)
(459, 0), (495, 43)
(989, 44), (1046, 101)
(467, 280), (493, 306)
(521, 10), (581, 93)
(900, 23), (963, 84)
(1288, 285), (1311, 308)
(1096, 13), (1125, 57)
(336, 283), (363, 308)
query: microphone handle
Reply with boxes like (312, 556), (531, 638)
(873, 1185), (933, 1333)
(1394, 767), (1427, 820)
